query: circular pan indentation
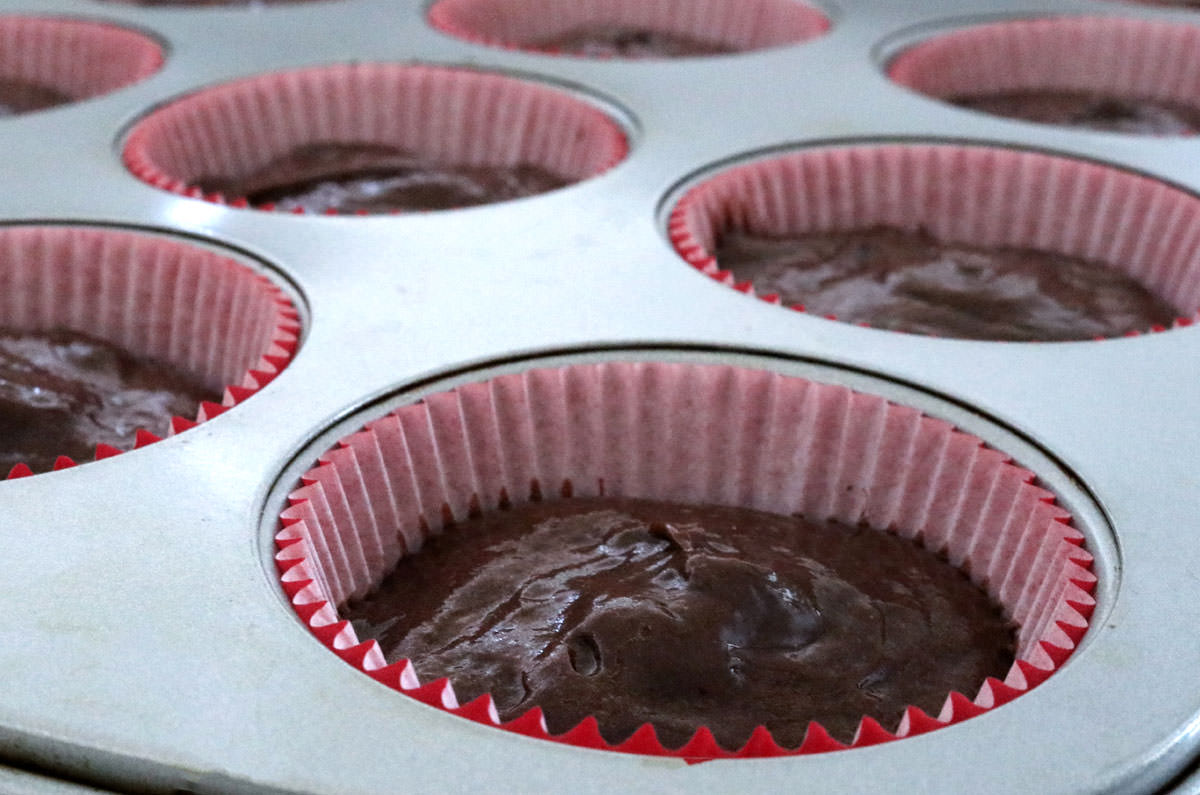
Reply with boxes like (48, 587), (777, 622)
(122, 63), (629, 215)
(667, 141), (1200, 342)
(888, 16), (1200, 136)
(427, 0), (829, 59)
(0, 15), (162, 117)
(0, 225), (300, 477)
(269, 348), (1100, 760)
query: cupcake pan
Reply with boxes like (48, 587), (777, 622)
(0, 0), (1198, 792)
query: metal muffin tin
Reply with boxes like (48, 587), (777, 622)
(1, 0), (1199, 792)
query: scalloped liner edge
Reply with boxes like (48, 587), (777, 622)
(4, 286), (299, 479)
(122, 149), (630, 217)
(119, 66), (631, 218)
(275, 469), (1096, 761)
(665, 174), (1200, 340)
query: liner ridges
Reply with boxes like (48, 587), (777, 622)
(276, 361), (1095, 760)
(427, 0), (828, 57)
(123, 64), (628, 216)
(0, 227), (297, 477)
(668, 144), (1200, 339)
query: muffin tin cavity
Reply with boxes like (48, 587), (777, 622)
(0, 226), (298, 477)
(0, 15), (161, 117)
(122, 63), (629, 215)
(668, 142), (1200, 341)
(888, 17), (1200, 135)
(427, 0), (830, 58)
(274, 355), (1094, 760)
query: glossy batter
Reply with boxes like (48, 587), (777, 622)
(0, 329), (216, 472)
(345, 497), (1016, 749)
(0, 78), (70, 116)
(196, 142), (571, 213)
(534, 25), (734, 58)
(950, 91), (1200, 135)
(714, 226), (1177, 341)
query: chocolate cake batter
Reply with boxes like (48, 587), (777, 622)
(345, 497), (1016, 749)
(533, 25), (734, 58)
(0, 79), (70, 117)
(714, 226), (1177, 341)
(950, 91), (1200, 135)
(0, 329), (216, 473)
(195, 142), (571, 214)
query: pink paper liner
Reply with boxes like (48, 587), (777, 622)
(889, 16), (1200, 130)
(0, 226), (299, 477)
(0, 16), (161, 110)
(668, 142), (1200, 338)
(1091, 1), (1200, 7)
(427, 0), (829, 57)
(275, 360), (1095, 760)
(122, 63), (629, 214)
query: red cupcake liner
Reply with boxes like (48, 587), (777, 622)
(122, 63), (628, 214)
(0, 226), (299, 477)
(888, 16), (1200, 126)
(275, 360), (1094, 760)
(0, 16), (162, 112)
(427, 0), (829, 57)
(668, 142), (1200, 338)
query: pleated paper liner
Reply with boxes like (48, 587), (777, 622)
(888, 17), (1200, 135)
(0, 226), (299, 478)
(668, 142), (1200, 340)
(0, 16), (162, 116)
(427, 0), (829, 58)
(122, 63), (629, 215)
(1089, 1), (1200, 7)
(275, 360), (1095, 760)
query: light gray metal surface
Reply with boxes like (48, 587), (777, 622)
(1, 0), (1198, 793)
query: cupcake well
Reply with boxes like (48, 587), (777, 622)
(668, 143), (1200, 340)
(0, 16), (162, 115)
(0, 226), (299, 476)
(888, 17), (1200, 134)
(275, 360), (1094, 760)
(122, 63), (629, 214)
(427, 0), (830, 58)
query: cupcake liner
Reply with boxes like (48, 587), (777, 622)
(275, 360), (1094, 760)
(1094, 1), (1200, 7)
(122, 63), (628, 214)
(888, 16), (1200, 126)
(668, 142), (1200, 338)
(0, 226), (299, 477)
(0, 16), (162, 112)
(427, 0), (829, 57)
